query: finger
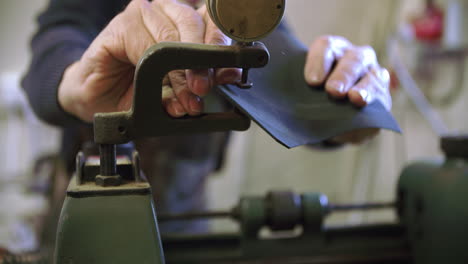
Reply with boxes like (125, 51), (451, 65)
(166, 69), (204, 116)
(104, 0), (166, 65)
(162, 77), (187, 117)
(117, 82), (135, 112)
(140, 0), (180, 43)
(330, 128), (381, 145)
(162, 85), (189, 117)
(325, 45), (378, 98)
(185, 69), (212, 96)
(141, 0), (197, 116)
(157, 0), (207, 115)
(304, 36), (351, 85)
(215, 68), (242, 85)
(197, 5), (232, 45)
(348, 67), (392, 111)
(180, 0), (203, 8)
(372, 67), (392, 110)
(157, 0), (205, 43)
(197, 6), (241, 88)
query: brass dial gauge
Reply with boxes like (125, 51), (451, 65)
(205, 0), (286, 42)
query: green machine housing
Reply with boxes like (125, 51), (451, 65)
(54, 41), (270, 264)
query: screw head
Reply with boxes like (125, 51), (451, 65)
(95, 175), (122, 187)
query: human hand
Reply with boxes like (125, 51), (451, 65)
(58, 0), (240, 122)
(304, 36), (392, 144)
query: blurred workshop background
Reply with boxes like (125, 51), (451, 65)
(1, 0), (467, 254)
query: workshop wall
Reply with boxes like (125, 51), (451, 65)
(208, 0), (468, 228)
(0, 1), (48, 73)
(0, 0), (61, 253)
(207, 0), (434, 227)
(207, 0), (399, 225)
(2, 0), (466, 245)
(391, 0), (468, 164)
(245, 0), (403, 224)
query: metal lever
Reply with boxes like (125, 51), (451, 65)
(236, 42), (254, 89)
(93, 42), (269, 185)
(93, 41), (269, 145)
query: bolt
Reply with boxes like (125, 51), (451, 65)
(96, 175), (122, 187)
(97, 144), (121, 187)
(99, 144), (116, 176)
(236, 68), (253, 89)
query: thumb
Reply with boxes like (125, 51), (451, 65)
(197, 5), (231, 45)
(197, 5), (241, 85)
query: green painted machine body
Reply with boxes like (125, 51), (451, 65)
(54, 177), (165, 264)
(53, 40), (271, 264)
(398, 156), (468, 263)
(42, 151), (468, 264)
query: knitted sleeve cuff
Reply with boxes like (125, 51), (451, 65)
(22, 27), (90, 127)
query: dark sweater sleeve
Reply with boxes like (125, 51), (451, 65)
(22, 1), (290, 127)
(22, 0), (129, 127)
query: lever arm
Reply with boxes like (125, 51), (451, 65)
(94, 42), (269, 144)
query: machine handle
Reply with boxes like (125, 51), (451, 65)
(94, 42), (269, 144)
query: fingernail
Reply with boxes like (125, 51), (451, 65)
(220, 70), (241, 83)
(359, 89), (371, 103)
(192, 73), (210, 96)
(194, 76), (209, 90)
(186, 71), (194, 90)
(328, 81), (345, 93)
(173, 99), (187, 117)
(188, 70), (209, 93)
(162, 85), (174, 99)
(308, 74), (320, 83)
(189, 95), (202, 114)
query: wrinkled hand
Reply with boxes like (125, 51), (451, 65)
(58, 0), (239, 122)
(304, 36), (392, 144)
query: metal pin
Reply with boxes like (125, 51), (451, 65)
(236, 68), (253, 89)
(235, 41), (254, 89)
(99, 144), (117, 176)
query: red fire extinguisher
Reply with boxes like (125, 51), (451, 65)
(412, 0), (444, 42)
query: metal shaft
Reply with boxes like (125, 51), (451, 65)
(157, 202), (395, 222)
(235, 42), (254, 89)
(329, 202), (395, 212)
(158, 211), (232, 222)
(388, 38), (450, 136)
(241, 68), (249, 84)
(99, 144), (117, 176)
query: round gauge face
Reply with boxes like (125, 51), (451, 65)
(206, 0), (285, 42)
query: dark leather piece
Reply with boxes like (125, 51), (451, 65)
(218, 30), (401, 148)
